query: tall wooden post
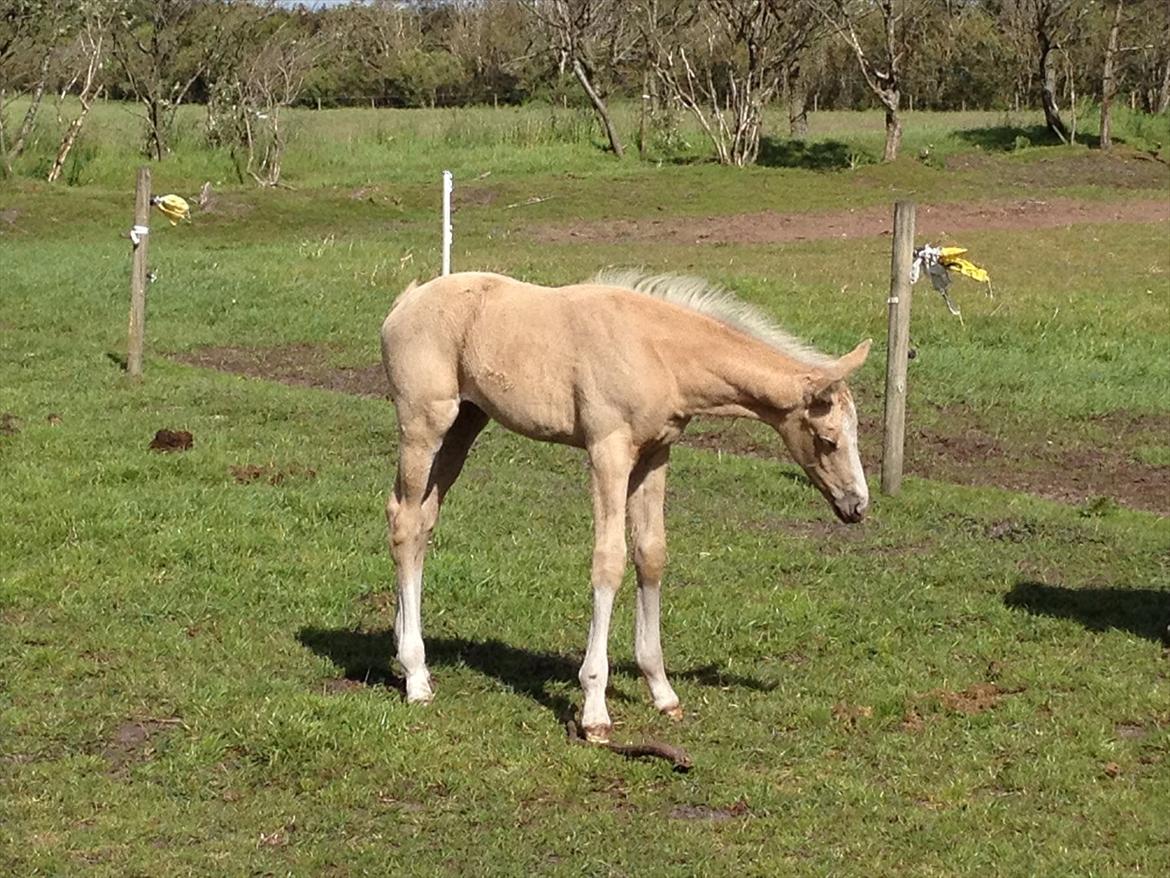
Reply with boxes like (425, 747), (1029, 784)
(127, 166), (151, 378)
(881, 200), (916, 495)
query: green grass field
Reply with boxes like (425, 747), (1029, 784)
(2, 105), (1169, 876)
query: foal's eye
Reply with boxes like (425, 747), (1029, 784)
(815, 433), (839, 451)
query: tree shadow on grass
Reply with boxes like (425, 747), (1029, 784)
(756, 137), (858, 170)
(955, 124), (1103, 152)
(1004, 581), (1170, 644)
(297, 627), (776, 719)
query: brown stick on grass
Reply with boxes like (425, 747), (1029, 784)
(565, 719), (693, 772)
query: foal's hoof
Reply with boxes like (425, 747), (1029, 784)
(583, 723), (613, 744)
(662, 705), (684, 722)
(405, 676), (434, 704)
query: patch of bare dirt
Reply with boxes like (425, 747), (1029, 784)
(1, 412), (20, 435)
(148, 428), (193, 452)
(103, 718), (182, 774)
(832, 702), (874, 730)
(894, 409), (1170, 516)
(669, 799), (749, 821)
(321, 677), (366, 695)
(454, 186), (497, 208)
(530, 197), (1168, 246)
(900, 709), (926, 733)
(230, 463), (317, 485)
(173, 344), (388, 398)
(191, 193), (253, 219)
(258, 818), (296, 848)
(1114, 721), (1148, 740)
(930, 682), (1024, 715)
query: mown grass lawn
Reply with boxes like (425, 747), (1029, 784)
(2, 108), (1168, 876)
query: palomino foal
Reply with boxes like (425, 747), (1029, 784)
(381, 271), (870, 743)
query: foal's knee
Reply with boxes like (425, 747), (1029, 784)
(388, 502), (424, 555)
(633, 537), (666, 584)
(591, 546), (626, 589)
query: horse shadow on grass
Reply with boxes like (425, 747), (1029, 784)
(1004, 580), (1170, 644)
(297, 627), (776, 719)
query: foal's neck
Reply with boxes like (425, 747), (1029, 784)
(671, 325), (810, 425)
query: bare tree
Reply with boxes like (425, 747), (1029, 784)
(526, 0), (638, 157)
(784, 48), (811, 138)
(0, 0), (60, 175)
(1098, 0), (1124, 149)
(812, 0), (924, 162)
(236, 21), (329, 186)
(203, 1), (277, 147)
(112, 0), (224, 160)
(1012, 0), (1093, 143)
(48, 2), (115, 183)
(646, 1), (816, 166)
(1160, 50), (1170, 114)
(352, 0), (421, 101)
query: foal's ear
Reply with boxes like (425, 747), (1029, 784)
(833, 338), (872, 379)
(803, 339), (872, 403)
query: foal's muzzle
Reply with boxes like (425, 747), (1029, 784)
(832, 492), (868, 524)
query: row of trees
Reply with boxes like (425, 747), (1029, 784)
(1, 0), (1167, 180)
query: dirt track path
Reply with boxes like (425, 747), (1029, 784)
(531, 197), (1169, 246)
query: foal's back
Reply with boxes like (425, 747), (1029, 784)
(381, 272), (686, 447)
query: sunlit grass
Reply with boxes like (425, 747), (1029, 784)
(2, 106), (1168, 875)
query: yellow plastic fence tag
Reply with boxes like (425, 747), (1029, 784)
(911, 243), (993, 319)
(935, 250), (992, 285)
(152, 194), (190, 225)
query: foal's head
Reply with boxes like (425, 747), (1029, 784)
(778, 340), (871, 523)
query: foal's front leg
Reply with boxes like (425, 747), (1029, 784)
(579, 434), (634, 744)
(628, 449), (681, 719)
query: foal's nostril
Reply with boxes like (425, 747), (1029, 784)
(834, 493), (867, 523)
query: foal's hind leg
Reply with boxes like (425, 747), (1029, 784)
(628, 448), (681, 719)
(388, 401), (488, 703)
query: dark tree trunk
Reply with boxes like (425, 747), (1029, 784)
(10, 49), (51, 159)
(571, 56), (624, 158)
(883, 99), (902, 162)
(0, 89), (10, 178)
(1099, 0), (1124, 150)
(147, 95), (166, 160)
(1038, 31), (1069, 142)
(787, 62), (808, 139)
(638, 68), (648, 158)
(1157, 56), (1170, 114)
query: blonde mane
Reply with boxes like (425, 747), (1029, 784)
(591, 270), (834, 367)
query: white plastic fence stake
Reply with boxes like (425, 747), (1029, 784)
(441, 170), (453, 276)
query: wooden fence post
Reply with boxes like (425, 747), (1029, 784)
(127, 166), (151, 378)
(881, 200), (916, 495)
